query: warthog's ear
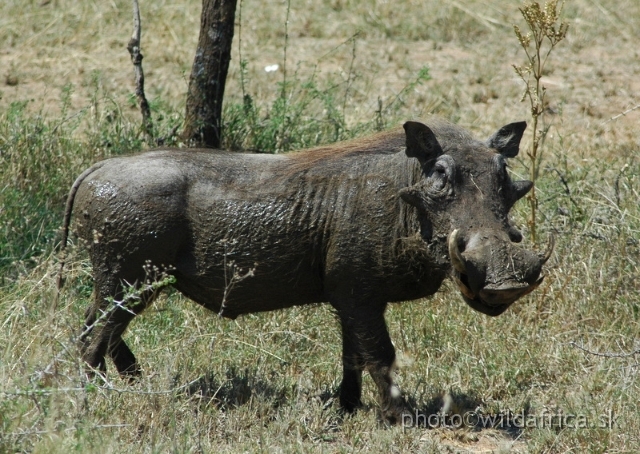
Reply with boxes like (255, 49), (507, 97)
(404, 121), (442, 169)
(487, 121), (527, 158)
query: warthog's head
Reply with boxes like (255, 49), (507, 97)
(399, 120), (553, 316)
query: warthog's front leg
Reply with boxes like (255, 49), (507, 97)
(337, 306), (409, 423)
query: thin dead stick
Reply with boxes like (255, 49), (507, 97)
(589, 0), (632, 41)
(569, 341), (640, 359)
(450, 0), (502, 30)
(5, 424), (132, 437)
(127, 0), (154, 142)
(601, 104), (640, 125)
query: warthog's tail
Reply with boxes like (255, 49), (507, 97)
(54, 161), (107, 310)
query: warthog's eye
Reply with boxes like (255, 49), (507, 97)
(426, 156), (455, 196)
(431, 164), (448, 191)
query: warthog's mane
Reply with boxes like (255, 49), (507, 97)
(284, 128), (406, 171)
(282, 118), (478, 176)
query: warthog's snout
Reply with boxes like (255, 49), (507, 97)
(448, 229), (553, 316)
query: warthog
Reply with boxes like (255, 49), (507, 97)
(59, 118), (552, 422)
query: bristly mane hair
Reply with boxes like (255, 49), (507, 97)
(278, 129), (406, 179)
(287, 127), (406, 165)
(282, 118), (479, 175)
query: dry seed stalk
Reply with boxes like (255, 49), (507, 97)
(513, 0), (568, 243)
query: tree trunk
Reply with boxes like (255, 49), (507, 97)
(183, 0), (238, 148)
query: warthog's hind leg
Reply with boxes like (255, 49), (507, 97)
(80, 274), (160, 379)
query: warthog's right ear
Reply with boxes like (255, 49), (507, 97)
(487, 121), (527, 158)
(404, 121), (442, 169)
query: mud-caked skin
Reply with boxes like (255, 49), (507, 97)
(60, 118), (552, 423)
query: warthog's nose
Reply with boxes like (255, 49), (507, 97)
(448, 229), (553, 314)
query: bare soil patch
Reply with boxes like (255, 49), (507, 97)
(2, 0), (639, 152)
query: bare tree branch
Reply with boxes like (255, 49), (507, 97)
(127, 0), (154, 142)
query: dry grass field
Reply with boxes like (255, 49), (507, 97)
(1, 0), (639, 452)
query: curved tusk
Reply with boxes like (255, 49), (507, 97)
(448, 229), (467, 274)
(539, 234), (555, 264)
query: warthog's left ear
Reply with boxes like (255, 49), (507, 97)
(404, 121), (443, 169)
(487, 121), (527, 158)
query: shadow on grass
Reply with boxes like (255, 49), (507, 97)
(405, 390), (525, 439)
(183, 367), (288, 410)
(183, 372), (525, 439)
